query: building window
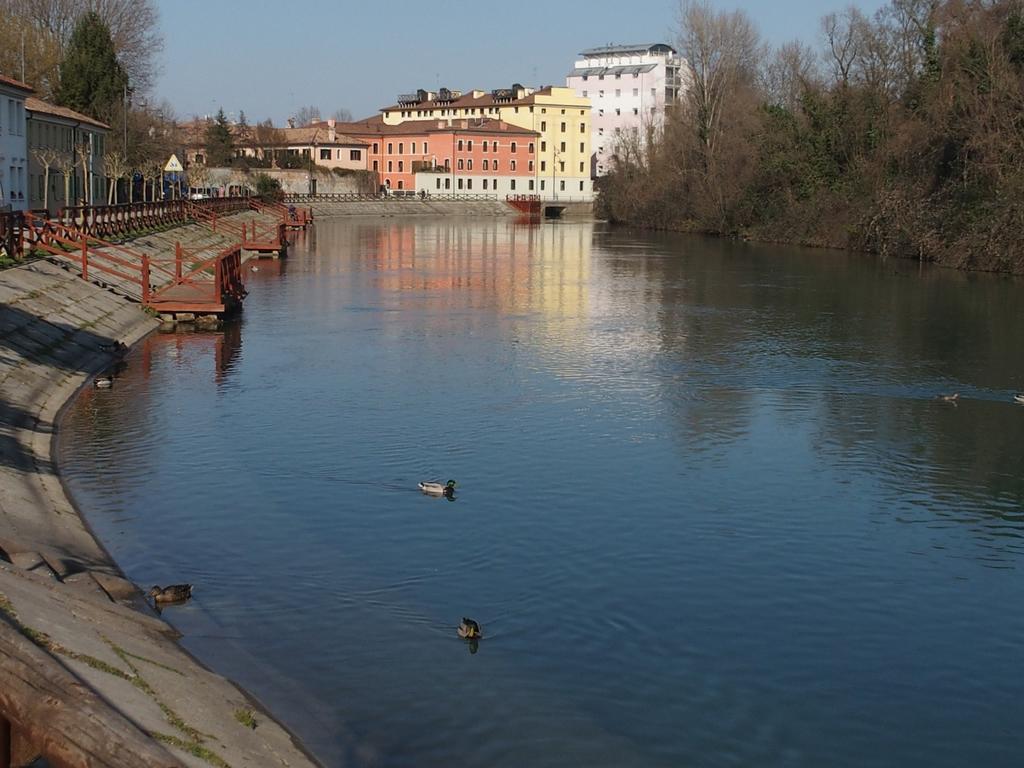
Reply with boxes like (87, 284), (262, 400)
(397, 180), (404, 189)
(467, 159), (473, 170)
(411, 142), (417, 153)
(580, 181), (585, 191)
(387, 142), (393, 153)
(528, 160), (534, 171)
(528, 142), (534, 153)
(540, 180), (545, 190)
(483, 179), (488, 190)
(599, 90), (604, 98)
(651, 88), (656, 98)
(580, 123), (586, 133)
(458, 159), (464, 170)
(579, 143), (585, 152)
(398, 142), (404, 154)
(541, 141), (546, 152)
(493, 160), (499, 170)
(445, 177), (451, 189)
(529, 180), (534, 190)
(511, 179), (516, 191)
(560, 142), (566, 152)
(387, 161), (393, 172)
(436, 178), (441, 189)
(483, 159), (489, 170)
(540, 121), (546, 131)
(582, 90), (588, 97)
(511, 142), (517, 153)
(320, 149), (331, 160)
(467, 140), (473, 151)
(398, 161), (404, 171)
(560, 122), (566, 132)
(560, 180), (565, 191)
(616, 109), (621, 116)
(458, 178), (464, 190)
(483, 140), (489, 151)
(615, 89), (621, 97)
(467, 179), (472, 189)
(373, 142), (379, 153)
(579, 162), (585, 173)
(424, 142), (429, 154)
(633, 88), (639, 97)
(373, 160), (379, 171)
(510, 160), (516, 171)
(559, 161), (565, 172)
(351, 149), (362, 161)
(458, 139), (464, 151)
(540, 161), (546, 172)
(633, 108), (639, 115)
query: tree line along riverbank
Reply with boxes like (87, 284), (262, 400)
(598, 0), (1024, 275)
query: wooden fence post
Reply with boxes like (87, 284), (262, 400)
(175, 242), (183, 280)
(80, 237), (88, 282)
(0, 713), (11, 768)
(141, 255), (151, 304)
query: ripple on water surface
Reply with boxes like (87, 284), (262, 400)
(59, 219), (1024, 768)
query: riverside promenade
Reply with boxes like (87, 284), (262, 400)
(0, 260), (321, 767)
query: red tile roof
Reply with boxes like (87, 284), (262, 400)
(25, 97), (109, 130)
(337, 115), (538, 138)
(0, 73), (34, 93)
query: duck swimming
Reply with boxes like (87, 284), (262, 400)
(457, 617), (482, 640)
(936, 393), (960, 403)
(148, 584), (193, 604)
(1014, 393), (1024, 405)
(419, 480), (456, 498)
(94, 375), (114, 389)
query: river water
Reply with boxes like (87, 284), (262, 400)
(58, 217), (1024, 767)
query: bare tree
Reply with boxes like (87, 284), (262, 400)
(186, 162), (210, 196)
(31, 146), (61, 211)
(54, 150), (75, 210)
(142, 159), (163, 201)
(331, 107), (353, 123)
(103, 149), (128, 204)
(822, 6), (867, 87)
(762, 40), (820, 110)
(74, 141), (92, 205)
(1, 0), (162, 93)
(293, 105), (321, 127)
(676, 0), (761, 161)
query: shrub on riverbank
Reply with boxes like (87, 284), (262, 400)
(599, 0), (1024, 273)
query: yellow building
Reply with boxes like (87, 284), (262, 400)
(380, 85), (592, 201)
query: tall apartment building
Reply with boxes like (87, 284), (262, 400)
(0, 74), (32, 211)
(377, 85), (593, 200)
(566, 43), (683, 177)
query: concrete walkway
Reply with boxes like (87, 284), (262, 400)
(0, 261), (321, 767)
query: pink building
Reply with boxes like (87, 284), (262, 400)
(566, 43), (684, 177)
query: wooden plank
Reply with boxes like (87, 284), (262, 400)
(0, 619), (184, 768)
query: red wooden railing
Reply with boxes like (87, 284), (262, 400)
(0, 211), (24, 261)
(506, 194), (542, 216)
(55, 197), (252, 240)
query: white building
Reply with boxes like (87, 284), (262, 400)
(0, 74), (33, 211)
(566, 43), (683, 177)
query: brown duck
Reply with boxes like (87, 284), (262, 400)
(148, 584), (193, 603)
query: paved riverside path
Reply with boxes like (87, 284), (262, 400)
(0, 261), (322, 767)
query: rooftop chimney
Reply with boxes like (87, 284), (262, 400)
(327, 118), (336, 141)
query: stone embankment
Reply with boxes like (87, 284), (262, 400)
(0, 260), (321, 767)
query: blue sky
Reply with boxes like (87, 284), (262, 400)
(154, 0), (888, 124)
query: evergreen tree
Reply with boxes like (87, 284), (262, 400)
(204, 108), (235, 167)
(54, 12), (128, 123)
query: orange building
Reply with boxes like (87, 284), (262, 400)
(337, 116), (539, 195)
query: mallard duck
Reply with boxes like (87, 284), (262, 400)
(936, 393), (959, 403)
(94, 375), (114, 389)
(457, 617), (482, 640)
(100, 341), (128, 357)
(250, 265), (259, 272)
(1014, 393), (1024, 405)
(419, 480), (456, 497)
(148, 584), (193, 603)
